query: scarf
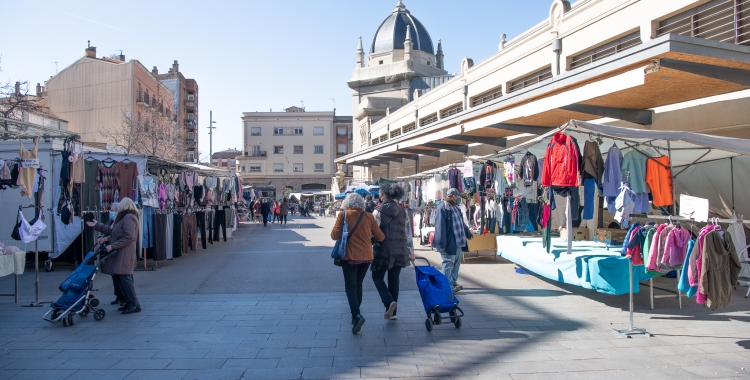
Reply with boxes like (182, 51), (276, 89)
(444, 200), (467, 249)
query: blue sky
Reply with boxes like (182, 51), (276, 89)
(1, 0), (555, 159)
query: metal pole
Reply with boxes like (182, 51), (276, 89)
(209, 110), (213, 167)
(612, 261), (652, 338)
(731, 157), (735, 212)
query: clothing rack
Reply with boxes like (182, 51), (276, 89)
(18, 204), (47, 308)
(612, 260), (653, 339)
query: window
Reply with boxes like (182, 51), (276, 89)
(314, 163), (324, 172)
(314, 145), (324, 154)
(251, 145), (261, 155)
(273, 146), (283, 154)
(251, 127), (261, 136)
(440, 103), (463, 118)
(249, 163), (261, 172)
(508, 66), (552, 93)
(656, 0), (749, 46)
(187, 132), (194, 139)
(293, 163), (304, 172)
(337, 143), (347, 155)
(337, 126), (347, 136)
(273, 163), (284, 172)
(187, 94), (194, 101)
(313, 127), (324, 136)
(293, 127), (303, 135)
(379, 60), (384, 65)
(420, 113), (438, 127)
(570, 31), (641, 70)
(471, 86), (503, 107)
(273, 127), (284, 135)
(293, 145), (303, 154)
(187, 112), (194, 120)
(341, 164), (348, 173)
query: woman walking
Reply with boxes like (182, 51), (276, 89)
(91, 197), (141, 314)
(331, 193), (385, 334)
(280, 198), (289, 225)
(371, 184), (414, 321)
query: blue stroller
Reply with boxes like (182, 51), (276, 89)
(42, 246), (112, 326)
(414, 257), (464, 332)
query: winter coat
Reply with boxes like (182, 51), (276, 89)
(541, 132), (581, 187)
(699, 230), (742, 309)
(330, 208), (385, 262)
(372, 200), (409, 271)
(432, 201), (472, 255)
(260, 202), (271, 214)
(280, 202), (289, 216)
(94, 211), (138, 275)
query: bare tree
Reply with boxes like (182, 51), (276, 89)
(100, 109), (146, 154)
(131, 91), (183, 160)
(0, 80), (45, 132)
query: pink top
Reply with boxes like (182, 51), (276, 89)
(647, 224), (667, 271)
(662, 227), (691, 267)
(158, 183), (167, 210)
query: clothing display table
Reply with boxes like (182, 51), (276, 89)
(0, 251), (26, 277)
(497, 236), (651, 295)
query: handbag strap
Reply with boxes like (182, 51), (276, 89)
(347, 212), (366, 241)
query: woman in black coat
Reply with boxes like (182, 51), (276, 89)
(371, 184), (414, 321)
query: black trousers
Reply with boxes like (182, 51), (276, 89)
(261, 212), (269, 226)
(341, 261), (370, 318)
(172, 213), (183, 258)
(195, 211), (207, 249)
(111, 274), (123, 301)
(273, 213), (279, 223)
(214, 209), (226, 242)
(280, 214), (287, 224)
(372, 266), (402, 309)
(117, 275), (139, 308)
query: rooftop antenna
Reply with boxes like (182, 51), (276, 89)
(329, 97), (335, 110)
(53, 61), (58, 74)
(299, 100), (305, 109)
(87, 40), (90, 48)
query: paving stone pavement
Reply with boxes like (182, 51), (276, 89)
(0, 215), (749, 379)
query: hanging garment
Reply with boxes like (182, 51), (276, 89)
(614, 184), (635, 228)
(541, 133), (581, 187)
(602, 145), (623, 197)
(699, 230), (742, 309)
(98, 161), (117, 210)
(645, 155), (674, 207)
(165, 213), (174, 260)
(141, 206), (155, 249)
(153, 213), (169, 261)
(71, 153), (85, 183)
(16, 210), (46, 244)
(520, 152), (539, 187)
(504, 158), (515, 186)
(181, 213), (197, 252)
(172, 213), (183, 258)
(625, 225), (644, 265)
(115, 161), (139, 201)
(678, 239), (698, 296)
(582, 140), (604, 183)
(621, 150), (651, 193)
(663, 227), (691, 267)
(81, 159), (101, 212)
(18, 137), (39, 198)
(138, 174), (159, 208)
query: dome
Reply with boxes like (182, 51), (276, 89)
(370, 1), (434, 55)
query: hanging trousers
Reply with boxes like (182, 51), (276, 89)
(165, 213), (173, 260)
(141, 206), (155, 248)
(181, 213), (197, 253)
(214, 208), (226, 242)
(172, 213), (183, 258)
(195, 211), (207, 249)
(153, 213), (169, 261)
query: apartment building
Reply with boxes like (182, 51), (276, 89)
(238, 107), (346, 195)
(155, 61), (200, 162)
(212, 149), (240, 169)
(46, 45), (176, 152)
(339, 0), (750, 182)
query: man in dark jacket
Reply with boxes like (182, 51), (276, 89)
(260, 199), (271, 227)
(431, 188), (473, 292)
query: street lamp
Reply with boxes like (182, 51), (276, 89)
(208, 110), (217, 167)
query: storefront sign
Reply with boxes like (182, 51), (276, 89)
(20, 158), (40, 169)
(679, 194), (708, 222)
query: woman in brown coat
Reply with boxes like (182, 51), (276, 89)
(92, 197), (141, 314)
(331, 193), (385, 333)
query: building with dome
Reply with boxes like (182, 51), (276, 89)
(348, 0), (450, 182)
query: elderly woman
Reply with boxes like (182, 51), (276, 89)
(371, 184), (414, 321)
(280, 198), (289, 225)
(90, 197), (141, 314)
(86, 201), (121, 305)
(331, 193), (385, 334)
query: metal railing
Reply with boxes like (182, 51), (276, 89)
(137, 93), (150, 106)
(471, 87), (503, 107)
(656, 0), (750, 45)
(569, 34), (642, 70)
(184, 119), (197, 128)
(248, 151), (267, 157)
(420, 114), (438, 127)
(184, 139), (197, 148)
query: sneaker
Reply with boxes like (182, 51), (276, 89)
(352, 314), (366, 334)
(452, 285), (462, 293)
(384, 301), (397, 319)
(390, 308), (398, 320)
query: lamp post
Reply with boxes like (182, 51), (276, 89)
(208, 110), (217, 167)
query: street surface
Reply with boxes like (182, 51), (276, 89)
(1, 215), (749, 379)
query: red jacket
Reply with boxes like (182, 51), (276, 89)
(541, 132), (581, 187)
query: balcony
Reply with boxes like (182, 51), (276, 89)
(136, 93), (150, 107)
(185, 139), (197, 148)
(243, 151), (267, 160)
(184, 99), (196, 111)
(184, 119), (197, 129)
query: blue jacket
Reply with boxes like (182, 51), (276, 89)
(432, 202), (472, 255)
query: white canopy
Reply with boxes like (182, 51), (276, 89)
(486, 120), (750, 218)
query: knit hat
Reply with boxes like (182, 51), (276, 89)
(446, 188), (461, 197)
